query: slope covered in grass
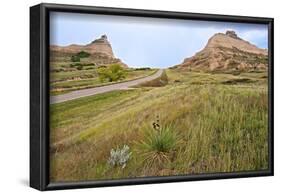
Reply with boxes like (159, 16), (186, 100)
(50, 69), (268, 182)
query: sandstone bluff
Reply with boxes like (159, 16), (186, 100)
(179, 30), (268, 71)
(50, 35), (127, 67)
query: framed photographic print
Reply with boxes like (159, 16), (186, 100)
(30, 3), (274, 191)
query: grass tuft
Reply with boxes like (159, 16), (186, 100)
(138, 124), (179, 168)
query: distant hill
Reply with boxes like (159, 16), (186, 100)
(50, 35), (127, 68)
(178, 31), (268, 71)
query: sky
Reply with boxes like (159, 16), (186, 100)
(50, 12), (268, 68)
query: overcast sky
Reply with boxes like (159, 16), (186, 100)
(50, 12), (268, 68)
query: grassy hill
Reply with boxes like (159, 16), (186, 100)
(50, 35), (158, 95)
(50, 69), (268, 181)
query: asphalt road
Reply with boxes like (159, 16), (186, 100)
(50, 69), (163, 104)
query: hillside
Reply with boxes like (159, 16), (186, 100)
(50, 34), (127, 68)
(50, 69), (268, 181)
(49, 35), (158, 96)
(179, 31), (268, 71)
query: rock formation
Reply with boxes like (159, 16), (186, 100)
(179, 31), (268, 71)
(50, 34), (114, 57)
(50, 35), (127, 67)
(86, 34), (114, 57)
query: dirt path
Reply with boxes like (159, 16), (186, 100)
(50, 69), (163, 104)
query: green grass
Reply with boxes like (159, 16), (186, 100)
(50, 66), (157, 95)
(50, 69), (268, 182)
(50, 89), (144, 145)
(50, 69), (97, 82)
(137, 125), (179, 169)
(136, 70), (168, 87)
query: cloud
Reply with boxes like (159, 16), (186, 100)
(238, 29), (268, 49)
(50, 12), (268, 68)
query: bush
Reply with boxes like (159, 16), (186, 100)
(108, 145), (132, 168)
(70, 51), (90, 62)
(77, 51), (90, 58)
(70, 63), (95, 68)
(97, 64), (126, 82)
(135, 67), (151, 71)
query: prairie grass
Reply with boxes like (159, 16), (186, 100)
(136, 70), (168, 87)
(50, 65), (156, 95)
(50, 69), (268, 182)
(137, 125), (179, 168)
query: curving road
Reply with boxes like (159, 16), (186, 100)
(50, 69), (163, 104)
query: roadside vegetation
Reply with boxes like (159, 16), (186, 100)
(136, 70), (168, 87)
(97, 64), (126, 82)
(50, 61), (156, 96)
(50, 68), (268, 182)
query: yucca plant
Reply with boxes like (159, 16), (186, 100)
(138, 118), (179, 168)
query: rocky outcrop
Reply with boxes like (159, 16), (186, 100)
(50, 35), (127, 68)
(86, 35), (114, 57)
(179, 31), (268, 71)
(225, 30), (241, 40)
(50, 34), (114, 57)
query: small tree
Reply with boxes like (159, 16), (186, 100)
(97, 67), (110, 82)
(98, 64), (126, 82)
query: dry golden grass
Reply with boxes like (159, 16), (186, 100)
(50, 69), (268, 182)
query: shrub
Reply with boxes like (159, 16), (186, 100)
(83, 63), (95, 66)
(221, 78), (255, 85)
(70, 51), (90, 62)
(77, 51), (90, 58)
(135, 67), (151, 71)
(97, 64), (126, 82)
(108, 145), (132, 168)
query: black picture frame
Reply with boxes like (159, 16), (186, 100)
(30, 3), (274, 191)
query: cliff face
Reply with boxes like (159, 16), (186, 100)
(85, 35), (114, 57)
(50, 35), (127, 67)
(50, 35), (114, 57)
(180, 31), (268, 71)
